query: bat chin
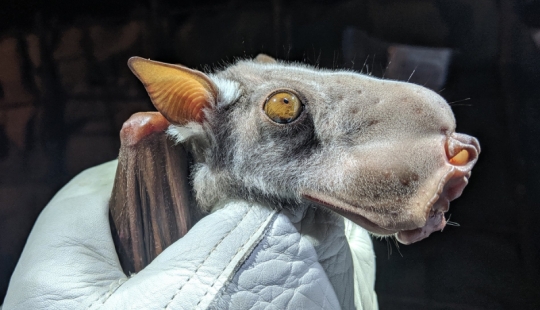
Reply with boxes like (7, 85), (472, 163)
(395, 200), (448, 245)
(302, 133), (480, 244)
(393, 132), (481, 244)
(396, 165), (472, 244)
(301, 169), (471, 244)
(301, 191), (400, 237)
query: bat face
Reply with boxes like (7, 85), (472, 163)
(129, 55), (480, 244)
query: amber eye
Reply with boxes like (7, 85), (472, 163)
(263, 91), (303, 124)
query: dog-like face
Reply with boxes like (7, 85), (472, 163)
(129, 55), (480, 244)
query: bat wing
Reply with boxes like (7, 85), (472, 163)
(109, 112), (199, 274)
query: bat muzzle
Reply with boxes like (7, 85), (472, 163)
(396, 132), (481, 244)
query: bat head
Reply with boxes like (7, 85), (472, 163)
(128, 55), (480, 244)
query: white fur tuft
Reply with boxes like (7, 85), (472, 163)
(212, 76), (242, 107)
(167, 122), (205, 144)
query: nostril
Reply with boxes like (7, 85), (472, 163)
(448, 149), (469, 165)
(445, 133), (480, 169)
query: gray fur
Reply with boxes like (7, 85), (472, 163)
(160, 57), (479, 240)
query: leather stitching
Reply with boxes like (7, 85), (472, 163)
(164, 207), (253, 310)
(87, 277), (126, 309)
(195, 210), (274, 308)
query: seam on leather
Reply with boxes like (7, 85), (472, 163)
(87, 277), (126, 309)
(164, 207), (254, 310)
(195, 209), (277, 309)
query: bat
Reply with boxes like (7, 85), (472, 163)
(109, 54), (480, 275)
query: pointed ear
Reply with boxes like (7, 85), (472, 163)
(254, 54), (277, 64)
(128, 56), (218, 125)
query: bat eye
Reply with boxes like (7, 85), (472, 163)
(264, 91), (303, 124)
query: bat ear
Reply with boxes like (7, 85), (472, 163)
(128, 56), (218, 125)
(254, 54), (277, 64)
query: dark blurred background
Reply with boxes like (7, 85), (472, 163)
(1, 0), (539, 308)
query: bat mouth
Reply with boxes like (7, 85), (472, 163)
(301, 172), (466, 244)
(302, 192), (399, 236)
(302, 133), (480, 245)
(395, 166), (470, 244)
(393, 133), (480, 244)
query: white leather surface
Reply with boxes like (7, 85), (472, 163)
(345, 219), (379, 310)
(209, 208), (341, 309)
(4, 160), (378, 309)
(101, 200), (279, 309)
(4, 161), (125, 309)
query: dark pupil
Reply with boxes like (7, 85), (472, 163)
(283, 98), (289, 104)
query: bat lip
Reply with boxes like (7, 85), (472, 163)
(301, 192), (399, 236)
(301, 133), (480, 233)
(302, 190), (448, 243)
(301, 163), (473, 244)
